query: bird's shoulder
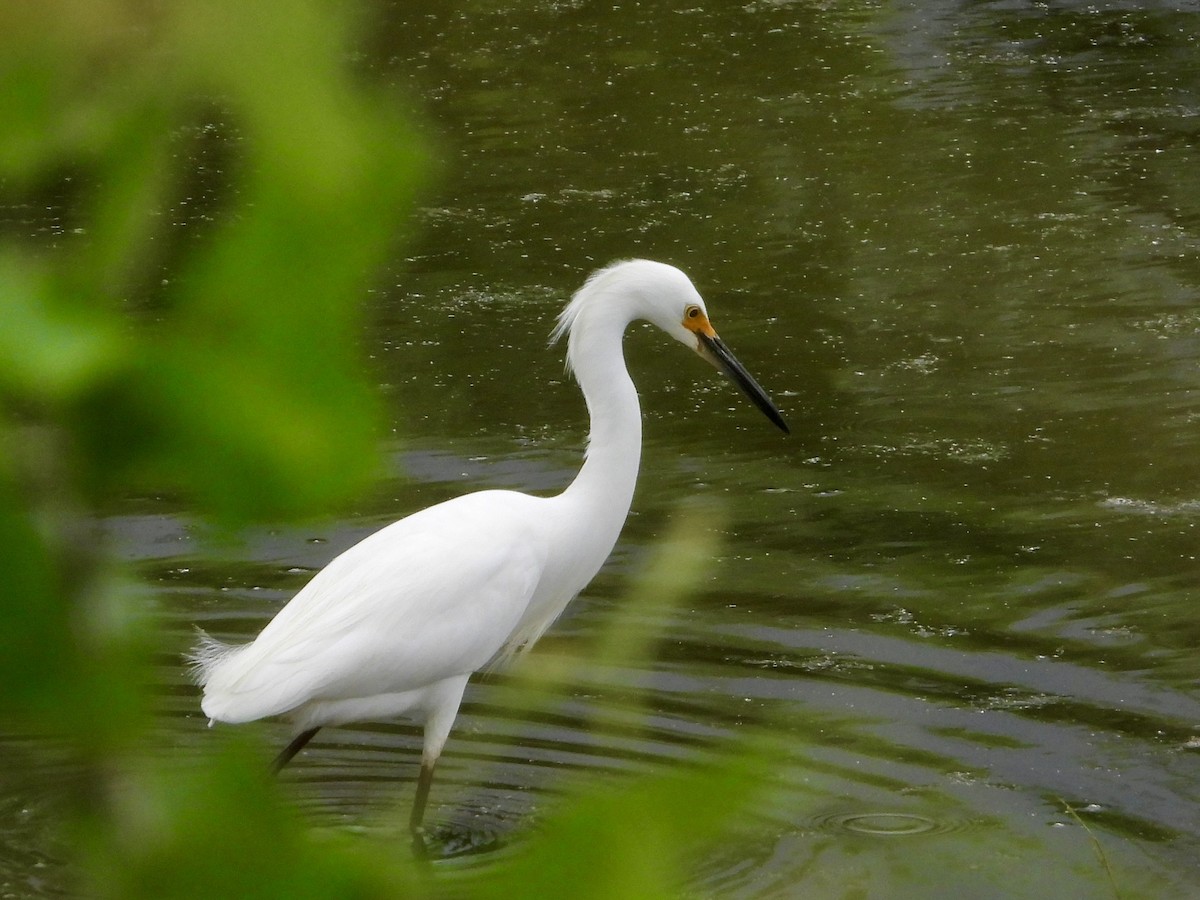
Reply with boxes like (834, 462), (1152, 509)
(343, 488), (550, 564)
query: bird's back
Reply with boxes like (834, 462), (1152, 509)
(194, 489), (553, 725)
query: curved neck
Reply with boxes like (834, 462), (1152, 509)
(560, 315), (642, 515)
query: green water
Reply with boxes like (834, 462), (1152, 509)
(7, 1), (1200, 896)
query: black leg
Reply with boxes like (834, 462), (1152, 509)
(409, 761), (436, 859)
(270, 727), (320, 775)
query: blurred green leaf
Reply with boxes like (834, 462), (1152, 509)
(472, 747), (770, 900)
(0, 256), (128, 405)
(0, 0), (431, 894)
(78, 740), (414, 900)
(0, 467), (70, 719)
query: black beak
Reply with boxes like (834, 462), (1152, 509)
(697, 332), (789, 434)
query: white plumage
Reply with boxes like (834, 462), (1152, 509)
(191, 259), (787, 844)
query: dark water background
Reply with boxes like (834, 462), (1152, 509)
(5, 1), (1200, 896)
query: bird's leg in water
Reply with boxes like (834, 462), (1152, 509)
(409, 761), (436, 858)
(270, 727), (320, 774)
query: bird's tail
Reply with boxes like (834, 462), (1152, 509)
(186, 627), (238, 687)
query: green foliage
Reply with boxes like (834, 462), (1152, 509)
(0, 0), (422, 524)
(76, 740), (413, 900)
(0, 0), (423, 727)
(0, 0), (434, 896)
(472, 752), (770, 900)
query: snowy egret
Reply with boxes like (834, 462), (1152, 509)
(190, 259), (787, 844)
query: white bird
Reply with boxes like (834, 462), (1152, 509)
(190, 259), (787, 845)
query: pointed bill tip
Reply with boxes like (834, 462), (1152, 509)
(697, 332), (789, 433)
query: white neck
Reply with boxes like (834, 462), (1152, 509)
(559, 312), (642, 527)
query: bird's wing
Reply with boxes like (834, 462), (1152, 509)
(199, 491), (548, 723)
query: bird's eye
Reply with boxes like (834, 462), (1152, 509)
(686, 306), (701, 319)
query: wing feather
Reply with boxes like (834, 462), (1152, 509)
(197, 490), (549, 723)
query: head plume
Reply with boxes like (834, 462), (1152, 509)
(548, 259), (699, 378)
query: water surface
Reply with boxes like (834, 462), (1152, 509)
(7, 1), (1200, 896)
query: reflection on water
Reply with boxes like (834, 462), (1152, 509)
(7, 0), (1200, 896)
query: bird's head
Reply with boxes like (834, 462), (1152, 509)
(553, 259), (789, 433)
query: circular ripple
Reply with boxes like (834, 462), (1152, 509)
(815, 810), (969, 837)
